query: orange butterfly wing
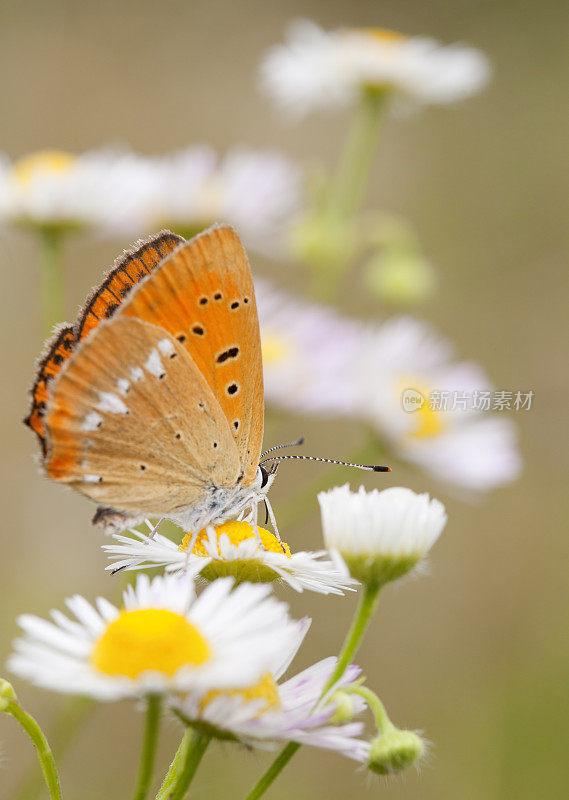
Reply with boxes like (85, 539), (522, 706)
(43, 317), (240, 517)
(118, 225), (264, 484)
(25, 231), (184, 453)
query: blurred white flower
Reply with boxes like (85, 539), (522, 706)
(356, 316), (522, 490)
(8, 573), (304, 701)
(256, 279), (362, 416)
(256, 285), (520, 491)
(260, 20), (490, 117)
(2, 149), (154, 234)
(175, 642), (369, 761)
(318, 484), (446, 585)
(104, 519), (356, 596)
(143, 146), (304, 254)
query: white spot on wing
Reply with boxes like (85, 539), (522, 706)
(84, 474), (102, 483)
(130, 367), (144, 382)
(82, 412), (103, 431)
(145, 348), (165, 378)
(97, 392), (129, 414)
(117, 378), (130, 396)
(157, 338), (175, 356)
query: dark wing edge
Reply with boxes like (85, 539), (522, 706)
(24, 230), (185, 455)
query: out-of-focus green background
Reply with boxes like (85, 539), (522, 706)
(1, 1), (567, 798)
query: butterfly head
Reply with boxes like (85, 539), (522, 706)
(252, 462), (278, 496)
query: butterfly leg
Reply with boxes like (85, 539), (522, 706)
(146, 517), (165, 541)
(183, 527), (202, 567)
(264, 497), (287, 554)
(250, 502), (263, 547)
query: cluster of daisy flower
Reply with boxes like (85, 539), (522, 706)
(2, 16), (517, 799)
(0, 145), (303, 253)
(3, 485), (448, 797)
(257, 280), (521, 492)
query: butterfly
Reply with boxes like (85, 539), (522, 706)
(25, 225), (283, 538)
(26, 224), (389, 540)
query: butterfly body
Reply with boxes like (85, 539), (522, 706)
(27, 226), (271, 534)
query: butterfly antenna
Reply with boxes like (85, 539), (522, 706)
(260, 454), (391, 472)
(260, 437), (305, 459)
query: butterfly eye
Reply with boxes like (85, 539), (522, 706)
(259, 465), (269, 488)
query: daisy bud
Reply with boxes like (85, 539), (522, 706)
(289, 213), (357, 274)
(0, 678), (17, 711)
(318, 485), (447, 587)
(367, 728), (424, 775)
(365, 247), (435, 306)
(329, 689), (360, 724)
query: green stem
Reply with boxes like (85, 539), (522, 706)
(156, 728), (210, 800)
(306, 88), (387, 301)
(329, 88), (386, 220)
(319, 582), (382, 701)
(243, 583), (382, 799)
(14, 697), (94, 800)
(156, 730), (192, 800)
(344, 685), (394, 733)
(39, 226), (65, 336)
(243, 742), (300, 800)
(132, 695), (162, 800)
(4, 700), (62, 800)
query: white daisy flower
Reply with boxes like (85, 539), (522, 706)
(256, 279), (363, 416)
(257, 285), (520, 492)
(7, 573), (305, 701)
(356, 316), (522, 490)
(260, 20), (491, 117)
(142, 146), (303, 254)
(318, 484), (447, 585)
(103, 519), (356, 596)
(175, 639), (369, 762)
(2, 149), (154, 234)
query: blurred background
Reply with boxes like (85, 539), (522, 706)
(0, 0), (567, 798)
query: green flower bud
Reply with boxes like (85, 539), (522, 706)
(290, 214), (357, 274)
(0, 678), (17, 712)
(330, 690), (359, 724)
(367, 728), (424, 775)
(365, 247), (435, 306)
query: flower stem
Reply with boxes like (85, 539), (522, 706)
(330, 87), (386, 220)
(243, 582), (382, 799)
(3, 699), (62, 800)
(344, 685), (394, 733)
(156, 728), (210, 800)
(243, 741), (300, 800)
(39, 226), (65, 336)
(132, 695), (162, 800)
(304, 87), (387, 301)
(319, 582), (382, 701)
(155, 730), (191, 800)
(14, 696), (94, 800)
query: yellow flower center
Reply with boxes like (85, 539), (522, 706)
(200, 672), (281, 717)
(363, 28), (406, 44)
(91, 608), (210, 679)
(401, 381), (445, 439)
(261, 331), (293, 366)
(180, 520), (291, 558)
(412, 402), (444, 438)
(12, 150), (76, 186)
